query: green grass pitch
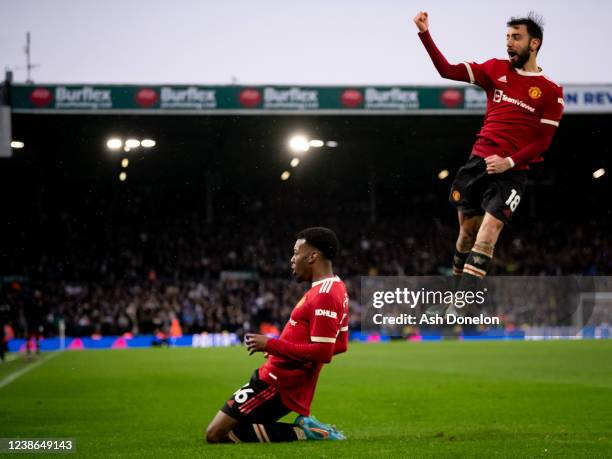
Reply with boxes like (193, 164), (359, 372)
(1, 340), (611, 458)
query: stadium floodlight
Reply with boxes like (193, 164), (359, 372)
(309, 139), (324, 148)
(326, 141), (338, 148)
(438, 169), (450, 180)
(121, 158), (129, 168)
(288, 135), (310, 154)
(281, 171), (291, 181)
(125, 139), (140, 149)
(290, 158), (300, 168)
(10, 141), (25, 149)
(119, 172), (127, 182)
(141, 139), (156, 148)
(593, 168), (606, 179)
(106, 138), (122, 150)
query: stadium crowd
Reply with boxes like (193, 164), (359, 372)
(3, 204), (612, 338)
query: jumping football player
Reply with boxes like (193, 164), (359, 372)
(414, 11), (564, 290)
(205, 227), (349, 443)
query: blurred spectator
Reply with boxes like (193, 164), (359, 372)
(2, 190), (611, 338)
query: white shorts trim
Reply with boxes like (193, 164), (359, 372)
(253, 424), (265, 442)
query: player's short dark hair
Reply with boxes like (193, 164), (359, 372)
(507, 12), (544, 52)
(296, 227), (339, 261)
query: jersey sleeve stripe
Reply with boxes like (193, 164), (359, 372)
(541, 119), (560, 127)
(339, 326), (349, 332)
(462, 62), (475, 84)
(311, 336), (336, 343)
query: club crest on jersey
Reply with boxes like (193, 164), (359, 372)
(315, 309), (338, 319)
(528, 86), (542, 99)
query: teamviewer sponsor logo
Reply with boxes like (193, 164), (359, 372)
(315, 309), (338, 319)
(493, 89), (535, 112)
(493, 89), (503, 103)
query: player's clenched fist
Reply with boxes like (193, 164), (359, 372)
(245, 333), (268, 355)
(414, 11), (429, 33)
(485, 155), (513, 174)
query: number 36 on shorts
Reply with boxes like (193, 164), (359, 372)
(233, 384), (255, 404)
(505, 189), (521, 212)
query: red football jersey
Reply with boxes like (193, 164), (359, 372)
(464, 59), (564, 169)
(259, 275), (349, 415)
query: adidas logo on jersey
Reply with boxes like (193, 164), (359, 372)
(498, 75), (507, 83)
(315, 309), (338, 319)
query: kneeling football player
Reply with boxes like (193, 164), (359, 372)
(205, 227), (349, 443)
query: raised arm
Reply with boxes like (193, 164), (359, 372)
(414, 11), (471, 83)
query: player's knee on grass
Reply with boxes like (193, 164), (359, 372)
(206, 410), (239, 443)
(205, 423), (228, 443)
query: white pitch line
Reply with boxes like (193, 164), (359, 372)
(0, 352), (62, 389)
